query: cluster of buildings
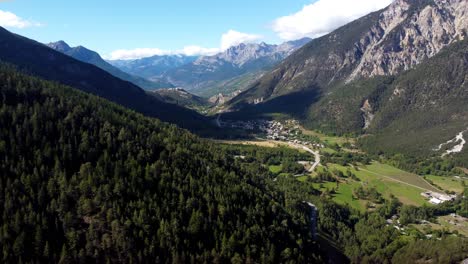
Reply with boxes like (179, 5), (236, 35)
(261, 120), (324, 147)
(262, 121), (292, 140)
(421, 191), (456, 204)
(218, 119), (299, 138)
(219, 118), (325, 148)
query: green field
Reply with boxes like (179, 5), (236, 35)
(269, 165), (282, 174)
(294, 130), (443, 207)
(320, 147), (337, 154)
(425, 175), (467, 194)
(412, 215), (468, 237)
(302, 162), (438, 210)
(300, 128), (353, 147)
(435, 215), (468, 236)
(230, 138), (443, 210)
(304, 165), (363, 211)
(360, 163), (441, 192)
(352, 162), (434, 205)
(329, 181), (366, 211)
(311, 181), (367, 212)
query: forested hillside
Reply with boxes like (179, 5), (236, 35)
(356, 39), (468, 162)
(0, 65), (320, 263)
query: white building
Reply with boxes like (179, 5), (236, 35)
(429, 197), (442, 205)
(421, 191), (456, 204)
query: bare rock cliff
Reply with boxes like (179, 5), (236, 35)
(348, 0), (468, 81)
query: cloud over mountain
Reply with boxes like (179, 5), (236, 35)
(108, 29), (263, 60)
(220, 30), (262, 50)
(0, 10), (42, 28)
(272, 0), (393, 40)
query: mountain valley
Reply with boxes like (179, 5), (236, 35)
(1, 0), (468, 263)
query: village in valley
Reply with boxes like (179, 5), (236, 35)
(218, 118), (325, 148)
(217, 118), (468, 238)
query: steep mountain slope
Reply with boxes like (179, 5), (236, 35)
(198, 71), (262, 98)
(301, 39), (468, 155)
(356, 39), (468, 160)
(0, 64), (321, 263)
(0, 27), (209, 131)
(148, 88), (212, 111)
(47, 41), (173, 89)
(229, 0), (467, 109)
(109, 55), (197, 80)
(162, 38), (311, 96)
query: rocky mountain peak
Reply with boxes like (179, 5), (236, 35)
(195, 38), (311, 68)
(347, 0), (467, 81)
(47, 40), (71, 52)
(48, 41), (103, 63)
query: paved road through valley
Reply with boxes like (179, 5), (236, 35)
(285, 142), (321, 173)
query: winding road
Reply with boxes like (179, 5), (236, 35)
(285, 142), (321, 173)
(302, 145), (321, 172)
(268, 141), (321, 180)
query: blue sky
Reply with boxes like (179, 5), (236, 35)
(0, 0), (393, 59)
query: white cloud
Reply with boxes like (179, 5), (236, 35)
(273, 0), (394, 40)
(108, 29), (262, 60)
(220, 30), (263, 50)
(180, 46), (220, 56)
(108, 48), (171, 60)
(107, 46), (221, 60)
(0, 10), (42, 29)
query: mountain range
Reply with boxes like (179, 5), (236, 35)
(109, 54), (197, 81)
(47, 41), (173, 89)
(226, 0), (468, 157)
(165, 38), (311, 96)
(109, 38), (311, 97)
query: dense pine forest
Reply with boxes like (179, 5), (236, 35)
(0, 65), (322, 263)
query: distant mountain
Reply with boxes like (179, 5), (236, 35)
(208, 90), (243, 106)
(162, 38), (311, 97)
(148, 88), (212, 111)
(196, 71), (264, 99)
(47, 41), (173, 89)
(226, 0), (468, 158)
(109, 55), (198, 80)
(0, 27), (209, 131)
(46, 40), (71, 52)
